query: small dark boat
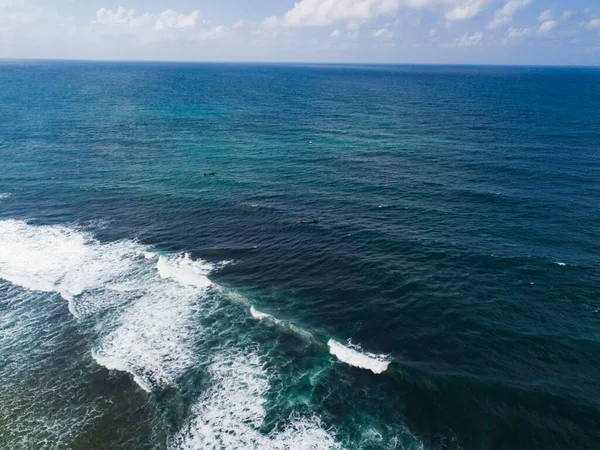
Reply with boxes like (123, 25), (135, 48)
(204, 172), (215, 176)
(306, 140), (313, 145)
(300, 218), (319, 224)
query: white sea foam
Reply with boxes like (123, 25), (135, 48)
(91, 255), (215, 390)
(555, 262), (567, 267)
(0, 193), (10, 199)
(91, 281), (204, 390)
(157, 254), (213, 288)
(144, 251), (158, 260)
(250, 306), (274, 321)
(91, 351), (153, 393)
(328, 340), (390, 374)
(0, 220), (140, 303)
(249, 306), (318, 345)
(170, 350), (340, 450)
(0, 219), (215, 391)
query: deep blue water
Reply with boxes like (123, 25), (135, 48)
(1, 61), (599, 449)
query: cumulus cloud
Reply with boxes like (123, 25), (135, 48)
(537, 9), (553, 22)
(443, 31), (484, 47)
(561, 11), (574, 20)
(95, 8), (200, 31)
(372, 28), (392, 38)
(487, 0), (531, 30)
(457, 31), (483, 46)
(88, 7), (236, 48)
(155, 9), (200, 30)
(583, 18), (600, 30)
(330, 28), (342, 37)
(537, 20), (556, 33)
(281, 0), (400, 27)
(507, 19), (558, 40)
(506, 27), (530, 38)
(445, 0), (489, 21)
(276, 0), (490, 28)
(96, 7), (136, 25)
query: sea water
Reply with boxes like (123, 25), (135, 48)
(0, 62), (599, 449)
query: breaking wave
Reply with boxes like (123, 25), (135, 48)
(170, 349), (340, 450)
(251, 306), (276, 321)
(0, 219), (396, 448)
(328, 340), (391, 374)
(0, 220), (212, 390)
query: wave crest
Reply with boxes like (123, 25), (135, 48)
(328, 340), (390, 374)
(170, 350), (340, 449)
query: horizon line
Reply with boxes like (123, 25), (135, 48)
(0, 57), (598, 69)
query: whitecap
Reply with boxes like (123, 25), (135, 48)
(91, 351), (153, 393)
(92, 281), (203, 390)
(0, 220), (215, 392)
(170, 350), (340, 450)
(555, 262), (567, 267)
(0, 193), (10, 199)
(328, 340), (390, 374)
(250, 306), (274, 321)
(0, 219), (141, 301)
(144, 251), (158, 260)
(157, 254), (213, 288)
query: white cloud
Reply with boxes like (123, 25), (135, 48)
(506, 27), (531, 38)
(155, 10), (199, 30)
(95, 8), (201, 32)
(561, 11), (574, 20)
(89, 7), (235, 46)
(537, 9), (553, 22)
(506, 18), (560, 40)
(583, 18), (600, 30)
(275, 0), (491, 28)
(445, 0), (489, 21)
(330, 28), (342, 37)
(487, 0), (531, 30)
(429, 28), (437, 36)
(281, 0), (400, 27)
(347, 21), (362, 31)
(537, 20), (556, 33)
(260, 15), (280, 29)
(96, 7), (136, 25)
(443, 30), (484, 46)
(372, 28), (392, 38)
(459, 30), (483, 45)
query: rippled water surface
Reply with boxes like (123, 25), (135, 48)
(1, 62), (599, 449)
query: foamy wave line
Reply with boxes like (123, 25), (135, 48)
(0, 219), (218, 392)
(250, 306), (276, 321)
(170, 350), (340, 449)
(157, 254), (213, 288)
(251, 307), (392, 374)
(249, 305), (319, 345)
(0, 193), (10, 199)
(328, 340), (390, 374)
(91, 351), (153, 393)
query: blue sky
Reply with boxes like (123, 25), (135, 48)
(1, 0), (599, 65)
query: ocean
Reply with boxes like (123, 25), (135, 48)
(0, 61), (599, 449)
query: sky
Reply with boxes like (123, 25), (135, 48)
(0, 0), (599, 65)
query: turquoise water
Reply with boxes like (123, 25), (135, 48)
(0, 62), (599, 449)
